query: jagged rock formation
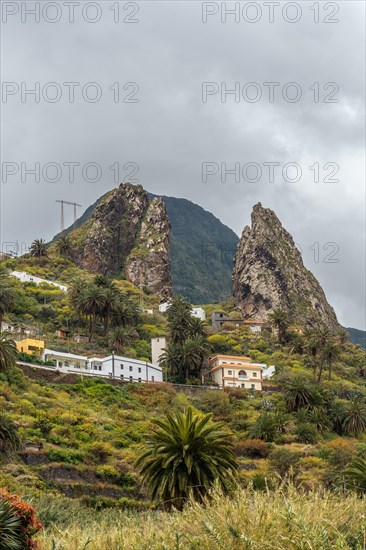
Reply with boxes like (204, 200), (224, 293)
(52, 189), (239, 303)
(232, 203), (339, 329)
(125, 197), (172, 299)
(67, 183), (172, 298)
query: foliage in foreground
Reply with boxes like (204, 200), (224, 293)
(0, 489), (43, 549)
(136, 407), (237, 510)
(35, 485), (366, 550)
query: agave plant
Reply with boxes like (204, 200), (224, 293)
(0, 496), (22, 550)
(0, 415), (22, 454)
(344, 458), (366, 492)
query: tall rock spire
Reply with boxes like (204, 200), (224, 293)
(232, 203), (339, 329)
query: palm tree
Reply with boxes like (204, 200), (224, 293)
(159, 342), (180, 380)
(342, 399), (366, 437)
(55, 235), (73, 259)
(135, 408), (237, 510)
(29, 239), (48, 258)
(108, 326), (137, 353)
(68, 277), (88, 303)
(0, 333), (18, 372)
(344, 458), (366, 492)
(284, 376), (316, 412)
(112, 297), (140, 328)
(322, 340), (341, 381)
(303, 328), (320, 377)
(329, 400), (346, 435)
(167, 296), (193, 346)
(268, 308), (289, 344)
(189, 316), (207, 338)
(314, 327), (331, 383)
(102, 288), (119, 337)
(0, 279), (17, 328)
(249, 413), (277, 442)
(307, 407), (332, 432)
(0, 414), (22, 454)
(180, 336), (210, 382)
(78, 285), (106, 341)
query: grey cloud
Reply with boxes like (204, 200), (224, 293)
(1, 1), (365, 329)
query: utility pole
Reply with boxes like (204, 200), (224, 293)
(56, 200), (82, 234)
(112, 350), (115, 379)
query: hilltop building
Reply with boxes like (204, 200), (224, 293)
(211, 312), (269, 332)
(209, 354), (268, 390)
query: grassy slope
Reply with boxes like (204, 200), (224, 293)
(1, 369), (366, 549)
(34, 487), (365, 549)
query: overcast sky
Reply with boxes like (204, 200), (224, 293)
(1, 1), (365, 329)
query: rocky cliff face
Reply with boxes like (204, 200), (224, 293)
(232, 203), (339, 329)
(125, 197), (172, 299)
(70, 183), (172, 298)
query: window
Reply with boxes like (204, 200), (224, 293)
(98, 365), (101, 371)
(120, 374), (124, 380)
(253, 372), (257, 377)
(241, 383), (245, 388)
(238, 370), (247, 379)
(138, 378), (141, 383)
(129, 376), (133, 382)
(227, 370), (233, 375)
(251, 384), (255, 390)
(120, 364), (124, 369)
(138, 367), (141, 373)
(129, 366), (133, 372)
(151, 376), (155, 382)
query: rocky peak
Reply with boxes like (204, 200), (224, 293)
(70, 183), (172, 298)
(125, 197), (173, 299)
(232, 203), (339, 329)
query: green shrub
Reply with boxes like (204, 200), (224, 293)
(295, 423), (318, 444)
(269, 447), (301, 478)
(47, 448), (82, 465)
(234, 439), (270, 458)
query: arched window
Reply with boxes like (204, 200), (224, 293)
(238, 370), (247, 378)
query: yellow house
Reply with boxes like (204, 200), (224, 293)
(209, 354), (264, 391)
(16, 338), (45, 356)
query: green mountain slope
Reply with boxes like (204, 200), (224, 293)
(344, 326), (366, 349)
(148, 193), (239, 303)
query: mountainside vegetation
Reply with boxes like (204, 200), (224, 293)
(1, 202), (365, 548)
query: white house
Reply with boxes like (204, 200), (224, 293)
(42, 348), (163, 383)
(191, 307), (206, 321)
(158, 302), (170, 313)
(159, 302), (206, 320)
(11, 271), (68, 292)
(262, 365), (276, 379)
(89, 355), (162, 382)
(43, 349), (88, 369)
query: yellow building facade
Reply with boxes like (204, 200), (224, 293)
(16, 338), (45, 356)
